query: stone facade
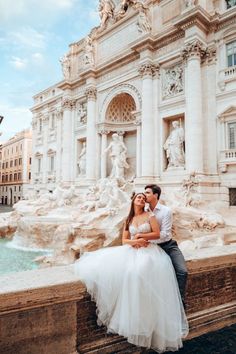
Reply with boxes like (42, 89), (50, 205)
(0, 129), (32, 205)
(31, 0), (236, 207)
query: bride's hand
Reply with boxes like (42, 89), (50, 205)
(134, 238), (149, 248)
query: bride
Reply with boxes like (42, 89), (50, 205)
(74, 192), (189, 352)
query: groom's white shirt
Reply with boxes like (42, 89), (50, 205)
(146, 203), (172, 244)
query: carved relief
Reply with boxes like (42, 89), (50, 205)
(76, 102), (87, 126)
(162, 64), (184, 99)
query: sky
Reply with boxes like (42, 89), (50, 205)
(0, 0), (100, 142)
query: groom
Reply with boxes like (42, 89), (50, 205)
(144, 184), (188, 307)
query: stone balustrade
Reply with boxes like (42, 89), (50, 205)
(0, 249), (236, 354)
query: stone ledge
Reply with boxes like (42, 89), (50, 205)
(0, 251), (235, 353)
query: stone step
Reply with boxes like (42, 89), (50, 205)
(78, 333), (140, 353)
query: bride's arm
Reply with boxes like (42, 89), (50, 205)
(122, 227), (149, 247)
(134, 216), (160, 241)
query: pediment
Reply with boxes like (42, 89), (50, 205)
(218, 106), (236, 122)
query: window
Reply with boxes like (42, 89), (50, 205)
(14, 159), (18, 166)
(18, 173), (21, 180)
(9, 174), (12, 181)
(2, 175), (4, 182)
(14, 173), (17, 181)
(226, 0), (236, 10)
(29, 157), (32, 164)
(5, 175), (8, 182)
(49, 156), (54, 172)
(228, 122), (236, 149)
(19, 186), (21, 191)
(2, 163), (4, 169)
(6, 162), (8, 168)
(10, 160), (13, 167)
(19, 158), (22, 165)
(227, 40), (236, 67)
(29, 172), (31, 180)
(14, 186), (16, 191)
(38, 158), (41, 173)
(229, 188), (236, 206)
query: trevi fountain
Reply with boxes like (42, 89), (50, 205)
(0, 0), (236, 353)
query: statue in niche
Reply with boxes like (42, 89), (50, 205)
(164, 121), (185, 168)
(98, 0), (115, 28)
(105, 133), (129, 180)
(163, 65), (184, 98)
(60, 54), (70, 80)
(77, 103), (87, 125)
(83, 35), (94, 65)
(77, 142), (87, 176)
(136, 2), (151, 33)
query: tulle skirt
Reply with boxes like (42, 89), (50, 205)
(74, 244), (189, 353)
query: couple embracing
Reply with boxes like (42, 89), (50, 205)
(74, 184), (189, 353)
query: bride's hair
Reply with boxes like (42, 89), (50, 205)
(125, 193), (146, 231)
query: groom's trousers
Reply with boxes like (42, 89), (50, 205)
(159, 239), (188, 304)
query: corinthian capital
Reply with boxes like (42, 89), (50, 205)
(181, 40), (207, 61)
(85, 87), (97, 100)
(62, 98), (76, 110)
(138, 63), (159, 78)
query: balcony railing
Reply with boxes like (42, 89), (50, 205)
(219, 149), (236, 172)
(224, 66), (236, 79)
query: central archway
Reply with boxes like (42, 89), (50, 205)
(106, 93), (136, 123)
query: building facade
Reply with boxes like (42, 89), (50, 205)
(0, 129), (32, 205)
(31, 0), (236, 206)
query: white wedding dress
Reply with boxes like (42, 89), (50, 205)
(74, 220), (189, 353)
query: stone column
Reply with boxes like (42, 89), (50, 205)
(133, 117), (142, 178)
(182, 40), (206, 173)
(204, 47), (218, 174)
(138, 63), (158, 178)
(85, 87), (97, 181)
(42, 114), (49, 184)
(61, 98), (74, 183)
(100, 130), (109, 179)
(56, 110), (63, 183)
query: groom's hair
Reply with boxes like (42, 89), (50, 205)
(145, 184), (161, 200)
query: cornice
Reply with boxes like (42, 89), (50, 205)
(217, 8), (236, 31)
(173, 5), (215, 34)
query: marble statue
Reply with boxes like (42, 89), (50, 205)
(105, 133), (129, 180)
(136, 3), (151, 33)
(60, 54), (70, 80)
(98, 0), (115, 27)
(77, 142), (87, 176)
(83, 36), (94, 66)
(164, 121), (185, 168)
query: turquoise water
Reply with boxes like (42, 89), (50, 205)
(0, 238), (48, 275)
